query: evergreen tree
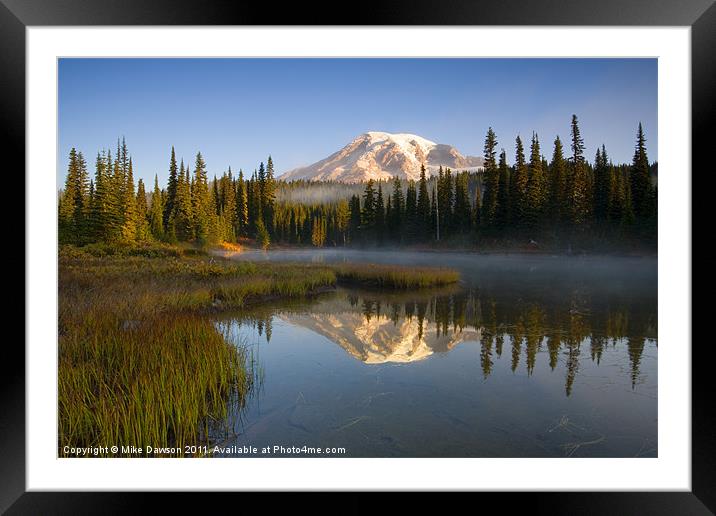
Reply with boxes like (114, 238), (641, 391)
(348, 194), (361, 243)
(74, 151), (90, 242)
(120, 137), (129, 178)
(135, 178), (147, 217)
(335, 199), (350, 246)
(219, 169), (237, 241)
(385, 196), (393, 239)
(212, 175), (220, 216)
(263, 156), (277, 235)
(59, 148), (80, 243)
(568, 114), (591, 229)
(248, 170), (263, 237)
(608, 163), (626, 227)
(453, 171), (472, 235)
(480, 127), (499, 227)
(191, 152), (213, 244)
(438, 167), (454, 236)
(88, 152), (106, 242)
(173, 159), (194, 241)
(120, 157), (138, 244)
(88, 151), (120, 242)
(416, 165), (431, 236)
(149, 174), (164, 240)
(510, 136), (528, 229)
(255, 217), (270, 249)
(623, 166), (635, 226)
(630, 123), (652, 221)
(164, 146), (178, 231)
(256, 161), (267, 233)
(390, 177), (404, 242)
(236, 170), (248, 237)
(310, 215), (326, 247)
(593, 145), (610, 224)
(548, 136), (567, 227)
(430, 182), (440, 241)
(361, 179), (377, 240)
(496, 150), (510, 230)
(135, 177), (150, 241)
(206, 176), (220, 244)
(257, 161), (266, 192)
(525, 133), (548, 231)
(404, 180), (418, 242)
(111, 145), (127, 237)
(288, 209), (298, 244)
(473, 182), (482, 229)
(431, 186), (439, 241)
(375, 183), (386, 244)
(105, 150), (123, 243)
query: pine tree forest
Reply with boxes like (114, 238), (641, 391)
(58, 117), (657, 251)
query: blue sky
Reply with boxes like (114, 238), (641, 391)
(58, 58), (657, 188)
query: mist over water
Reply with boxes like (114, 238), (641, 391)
(215, 250), (657, 458)
(277, 183), (364, 204)
(221, 248), (657, 293)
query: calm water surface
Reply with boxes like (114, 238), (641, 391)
(214, 250), (657, 458)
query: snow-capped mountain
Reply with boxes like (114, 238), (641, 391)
(276, 295), (482, 364)
(280, 131), (484, 183)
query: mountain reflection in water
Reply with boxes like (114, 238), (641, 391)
(221, 283), (656, 396)
(212, 253), (657, 457)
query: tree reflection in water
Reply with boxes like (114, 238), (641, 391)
(224, 281), (656, 397)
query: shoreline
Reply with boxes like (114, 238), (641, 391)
(216, 244), (658, 260)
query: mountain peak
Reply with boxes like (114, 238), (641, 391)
(362, 131), (437, 147)
(280, 132), (483, 183)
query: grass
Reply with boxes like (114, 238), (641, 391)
(58, 244), (459, 456)
(58, 313), (252, 456)
(59, 246), (338, 317)
(332, 263), (460, 289)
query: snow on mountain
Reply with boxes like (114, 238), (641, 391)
(275, 295), (481, 364)
(280, 131), (484, 183)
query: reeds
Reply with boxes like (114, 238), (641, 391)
(58, 246), (460, 455)
(332, 263), (460, 289)
(59, 250), (337, 315)
(58, 313), (251, 456)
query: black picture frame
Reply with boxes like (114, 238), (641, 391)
(5, 0), (714, 512)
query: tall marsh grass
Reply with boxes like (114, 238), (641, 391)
(333, 263), (460, 289)
(58, 313), (252, 456)
(58, 245), (460, 456)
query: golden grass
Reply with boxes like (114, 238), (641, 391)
(333, 263), (460, 289)
(58, 245), (460, 456)
(58, 313), (251, 456)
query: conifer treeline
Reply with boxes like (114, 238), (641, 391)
(59, 138), (278, 248)
(58, 116), (657, 249)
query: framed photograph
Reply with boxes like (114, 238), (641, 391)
(7, 0), (713, 511)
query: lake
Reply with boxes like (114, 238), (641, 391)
(212, 250), (657, 458)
